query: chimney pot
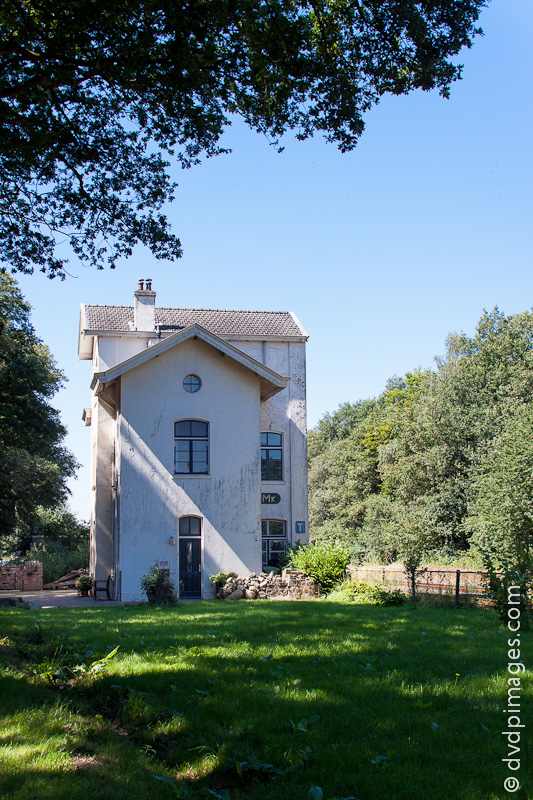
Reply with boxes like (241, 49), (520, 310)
(138, 279), (144, 291)
(146, 278), (152, 290)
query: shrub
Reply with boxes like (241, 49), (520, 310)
(140, 564), (177, 604)
(153, 571), (177, 603)
(209, 572), (237, 586)
(24, 540), (89, 585)
(327, 579), (406, 605)
(287, 538), (350, 592)
(483, 562), (531, 628)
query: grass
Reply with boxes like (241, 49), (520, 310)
(0, 601), (531, 800)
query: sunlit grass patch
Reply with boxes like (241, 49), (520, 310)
(0, 601), (531, 800)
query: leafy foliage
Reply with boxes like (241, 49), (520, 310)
(75, 573), (93, 591)
(140, 563), (177, 603)
(287, 538), (350, 591)
(327, 578), (406, 605)
(209, 571), (238, 586)
(308, 308), (533, 577)
(0, 274), (77, 555)
(25, 539), (89, 585)
(467, 406), (533, 574)
(0, 0), (484, 276)
(481, 564), (531, 628)
(466, 405), (533, 621)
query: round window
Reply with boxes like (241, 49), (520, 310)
(183, 374), (202, 393)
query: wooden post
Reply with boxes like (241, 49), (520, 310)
(455, 570), (460, 608)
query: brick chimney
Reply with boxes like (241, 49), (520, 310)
(133, 279), (156, 331)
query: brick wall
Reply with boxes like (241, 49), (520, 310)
(0, 561), (43, 591)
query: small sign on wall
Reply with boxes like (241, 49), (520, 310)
(295, 521), (306, 534)
(261, 492), (281, 504)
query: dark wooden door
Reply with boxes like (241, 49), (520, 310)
(179, 538), (201, 597)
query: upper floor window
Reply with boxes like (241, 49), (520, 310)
(183, 374), (202, 393)
(174, 420), (209, 474)
(261, 432), (282, 481)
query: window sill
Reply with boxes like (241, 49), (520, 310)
(261, 481), (286, 486)
(173, 475), (211, 481)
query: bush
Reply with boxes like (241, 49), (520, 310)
(327, 579), (407, 606)
(24, 540), (89, 585)
(287, 538), (351, 592)
(140, 564), (177, 603)
(483, 563), (531, 628)
(209, 572), (237, 586)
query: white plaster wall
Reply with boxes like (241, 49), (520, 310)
(117, 338), (262, 601)
(96, 335), (151, 372)
(91, 398), (115, 581)
(236, 340), (308, 548)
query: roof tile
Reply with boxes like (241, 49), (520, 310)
(83, 305), (305, 338)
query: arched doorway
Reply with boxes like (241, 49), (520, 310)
(179, 516), (202, 598)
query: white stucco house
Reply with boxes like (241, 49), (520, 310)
(78, 280), (309, 601)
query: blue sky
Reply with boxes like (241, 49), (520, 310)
(15, 0), (533, 521)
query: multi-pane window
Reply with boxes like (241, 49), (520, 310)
(174, 420), (209, 474)
(261, 432), (282, 481)
(179, 516), (202, 537)
(262, 519), (287, 569)
(183, 374), (201, 393)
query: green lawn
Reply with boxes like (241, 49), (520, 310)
(0, 601), (531, 800)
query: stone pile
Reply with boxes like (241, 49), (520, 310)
(217, 569), (318, 600)
(0, 561), (43, 592)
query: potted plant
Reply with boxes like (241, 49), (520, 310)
(140, 564), (177, 603)
(139, 563), (159, 602)
(75, 574), (94, 597)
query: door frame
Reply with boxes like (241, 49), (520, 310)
(178, 515), (203, 598)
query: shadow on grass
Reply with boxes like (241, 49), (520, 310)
(0, 602), (531, 800)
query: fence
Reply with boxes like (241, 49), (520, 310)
(347, 563), (486, 604)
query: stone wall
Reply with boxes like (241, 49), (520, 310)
(217, 569), (318, 600)
(0, 561), (43, 591)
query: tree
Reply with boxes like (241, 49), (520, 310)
(308, 399), (380, 539)
(1, 0), (485, 277)
(468, 407), (533, 574)
(467, 406), (533, 622)
(376, 311), (533, 551)
(0, 273), (77, 555)
(308, 308), (533, 566)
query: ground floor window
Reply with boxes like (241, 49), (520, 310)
(262, 519), (287, 569)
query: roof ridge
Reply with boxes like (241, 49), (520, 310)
(85, 303), (133, 309)
(86, 304), (294, 315)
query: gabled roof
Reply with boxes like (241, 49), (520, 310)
(91, 324), (290, 401)
(82, 305), (307, 338)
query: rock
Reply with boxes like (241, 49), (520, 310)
(226, 589), (244, 601)
(216, 570), (317, 601)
